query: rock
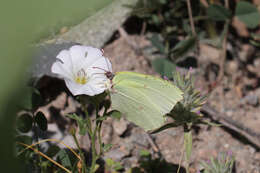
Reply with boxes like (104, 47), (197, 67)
(30, 42), (76, 81)
(102, 121), (113, 144)
(240, 93), (259, 106)
(232, 17), (249, 37)
(30, 0), (139, 81)
(104, 147), (130, 161)
(199, 44), (220, 65)
(129, 130), (149, 148)
(113, 118), (128, 136)
(238, 44), (255, 62)
(56, 0), (138, 48)
(226, 60), (238, 75)
(122, 156), (139, 169)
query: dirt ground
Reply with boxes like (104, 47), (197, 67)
(38, 27), (260, 172)
(102, 33), (260, 173)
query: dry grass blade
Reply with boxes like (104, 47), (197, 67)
(17, 142), (72, 173)
(17, 138), (81, 160)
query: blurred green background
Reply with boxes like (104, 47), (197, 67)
(0, 0), (113, 171)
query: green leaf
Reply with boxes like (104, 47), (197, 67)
(16, 135), (33, 145)
(103, 143), (113, 152)
(20, 87), (42, 110)
(207, 4), (232, 21)
(46, 145), (60, 158)
(151, 122), (182, 134)
(149, 34), (165, 54)
(139, 149), (150, 157)
(57, 149), (72, 169)
(113, 162), (123, 171)
(184, 131), (192, 161)
(15, 135), (33, 160)
(105, 158), (123, 171)
(106, 110), (122, 120)
(152, 15), (160, 25)
(172, 36), (197, 59)
(151, 58), (176, 79)
(32, 89), (43, 109)
(20, 87), (34, 110)
(159, 0), (167, 4)
(105, 158), (115, 167)
(66, 114), (87, 135)
(250, 40), (260, 47)
(34, 111), (48, 131)
(17, 113), (33, 133)
(235, 1), (260, 28)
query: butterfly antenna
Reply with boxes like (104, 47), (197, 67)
(92, 66), (107, 72)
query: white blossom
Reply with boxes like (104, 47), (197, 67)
(51, 45), (112, 96)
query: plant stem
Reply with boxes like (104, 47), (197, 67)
(72, 133), (86, 173)
(89, 126), (98, 173)
(217, 0), (229, 82)
(186, 0), (196, 37)
(97, 122), (103, 156)
(183, 125), (192, 173)
(89, 105), (101, 173)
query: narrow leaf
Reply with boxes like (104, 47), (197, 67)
(17, 113), (33, 133)
(235, 1), (260, 28)
(106, 110), (122, 120)
(66, 114), (87, 135)
(149, 34), (165, 54)
(172, 36), (197, 59)
(57, 149), (72, 169)
(35, 111), (48, 131)
(152, 58), (176, 79)
(207, 4), (232, 21)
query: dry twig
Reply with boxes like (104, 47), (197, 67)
(201, 104), (260, 148)
(217, 0), (229, 82)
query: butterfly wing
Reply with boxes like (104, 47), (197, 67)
(110, 71), (183, 131)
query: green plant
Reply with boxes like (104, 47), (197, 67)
(151, 68), (207, 173)
(132, 0), (260, 81)
(200, 151), (235, 173)
(105, 158), (123, 173)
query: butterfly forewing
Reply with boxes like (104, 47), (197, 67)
(111, 71), (183, 131)
(111, 82), (165, 131)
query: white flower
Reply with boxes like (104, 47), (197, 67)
(51, 45), (112, 96)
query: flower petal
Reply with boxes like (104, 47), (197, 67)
(69, 45), (102, 71)
(51, 61), (73, 80)
(52, 45), (112, 96)
(86, 76), (108, 93)
(80, 47), (104, 69)
(64, 78), (105, 96)
(56, 49), (73, 70)
(87, 56), (112, 77)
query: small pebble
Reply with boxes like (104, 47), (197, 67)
(241, 94), (259, 106)
(113, 118), (128, 136)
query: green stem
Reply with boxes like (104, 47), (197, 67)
(89, 126), (98, 173)
(89, 105), (101, 173)
(183, 124), (192, 173)
(72, 133), (86, 173)
(97, 122), (103, 157)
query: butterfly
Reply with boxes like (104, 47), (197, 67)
(95, 49), (183, 131)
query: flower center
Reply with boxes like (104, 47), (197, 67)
(75, 69), (88, 84)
